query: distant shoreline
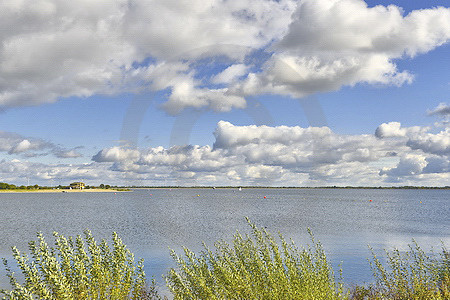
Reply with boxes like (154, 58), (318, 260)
(1, 187), (448, 193)
(131, 186), (450, 190)
(0, 188), (129, 193)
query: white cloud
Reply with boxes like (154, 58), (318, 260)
(406, 128), (450, 156)
(162, 81), (247, 114)
(0, 0), (293, 110)
(376, 122), (449, 156)
(0, 132), (50, 155)
(9, 140), (32, 154)
(376, 120), (449, 181)
(0, 0), (449, 112)
(90, 120), (449, 186)
(232, 0), (450, 99)
(212, 64), (249, 84)
(1, 117), (448, 186)
(277, 0), (450, 57)
(213, 120), (331, 148)
(380, 154), (427, 177)
(232, 53), (413, 98)
(92, 147), (140, 163)
(0, 159), (117, 185)
(375, 122), (410, 138)
(428, 103), (450, 117)
(0, 131), (83, 159)
(428, 103), (450, 127)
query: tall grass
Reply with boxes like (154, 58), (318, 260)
(166, 218), (346, 299)
(0, 230), (153, 300)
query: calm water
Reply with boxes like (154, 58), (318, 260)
(0, 188), (449, 292)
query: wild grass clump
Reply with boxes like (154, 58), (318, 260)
(166, 217), (347, 299)
(351, 242), (450, 299)
(0, 230), (154, 300)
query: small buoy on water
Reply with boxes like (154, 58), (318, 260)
(197, 194), (200, 197)
(264, 196), (266, 199)
(114, 193), (117, 195)
(150, 194), (152, 196)
(369, 199), (372, 202)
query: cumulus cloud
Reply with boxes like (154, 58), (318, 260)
(406, 128), (450, 156)
(1, 118), (448, 186)
(376, 122), (449, 156)
(0, 132), (51, 155)
(0, 131), (82, 159)
(0, 0), (293, 111)
(9, 140), (32, 154)
(90, 120), (448, 186)
(428, 103), (450, 127)
(277, 0), (450, 57)
(376, 119), (449, 181)
(92, 147), (140, 163)
(0, 0), (449, 112)
(380, 154), (427, 177)
(0, 159), (117, 185)
(162, 83), (247, 114)
(374, 122), (428, 138)
(428, 103), (450, 117)
(232, 0), (450, 99)
(211, 64), (250, 84)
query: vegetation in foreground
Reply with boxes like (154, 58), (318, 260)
(0, 231), (155, 299)
(355, 242), (449, 299)
(167, 218), (345, 299)
(1, 220), (449, 299)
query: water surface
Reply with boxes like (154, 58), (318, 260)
(0, 188), (448, 292)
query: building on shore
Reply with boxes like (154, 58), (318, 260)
(69, 182), (85, 190)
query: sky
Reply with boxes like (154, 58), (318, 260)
(0, 0), (449, 187)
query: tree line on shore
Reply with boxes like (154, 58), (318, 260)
(0, 182), (117, 190)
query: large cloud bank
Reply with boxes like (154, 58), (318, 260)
(3, 107), (449, 186)
(88, 112), (449, 186)
(1, 0), (449, 112)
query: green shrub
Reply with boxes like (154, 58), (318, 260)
(1, 224), (448, 300)
(166, 218), (347, 299)
(363, 241), (450, 300)
(0, 230), (152, 300)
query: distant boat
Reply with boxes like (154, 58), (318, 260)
(238, 187), (242, 191)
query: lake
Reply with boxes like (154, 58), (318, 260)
(0, 188), (448, 293)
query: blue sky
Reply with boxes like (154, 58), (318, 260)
(0, 0), (449, 186)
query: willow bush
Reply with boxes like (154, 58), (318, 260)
(359, 242), (450, 300)
(0, 230), (153, 300)
(166, 218), (346, 300)
(1, 223), (449, 300)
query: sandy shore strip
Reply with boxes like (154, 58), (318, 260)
(0, 189), (129, 193)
